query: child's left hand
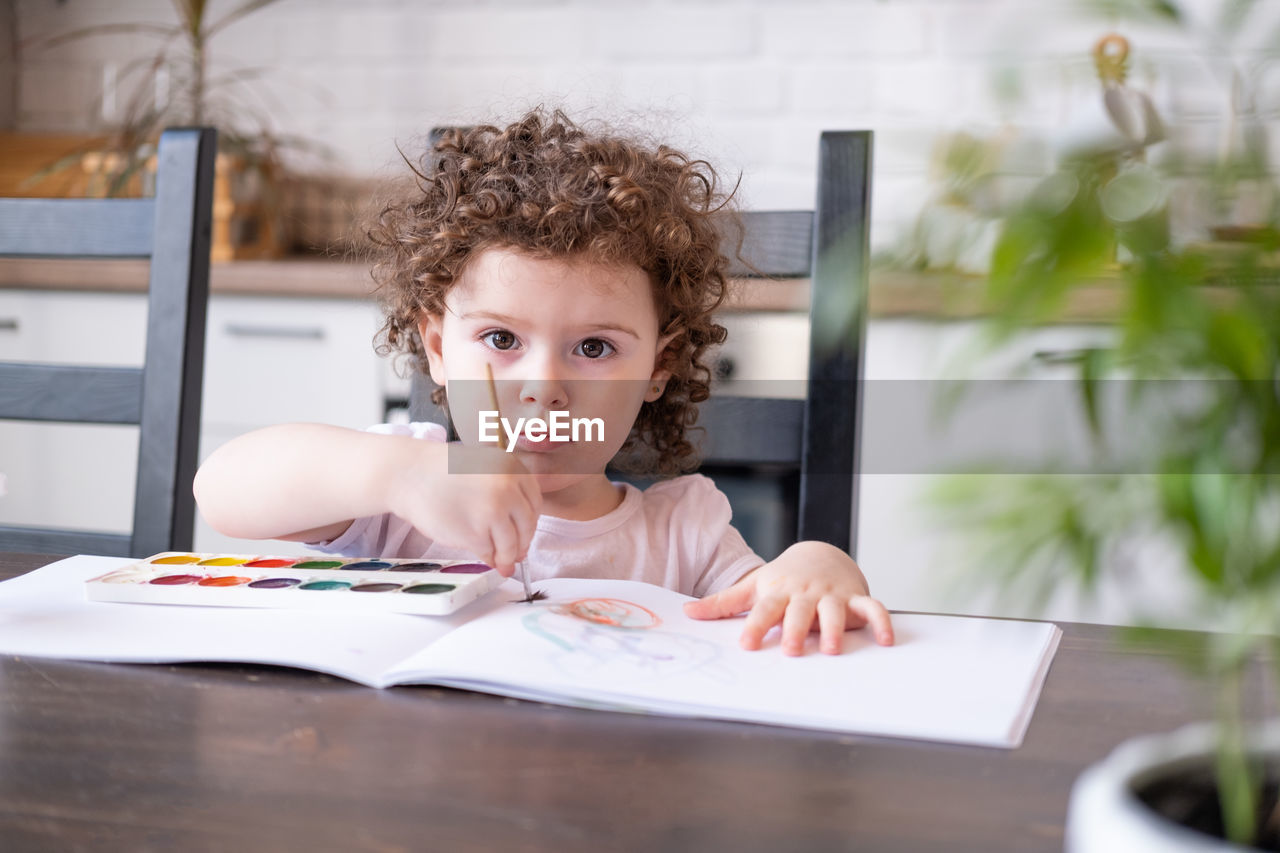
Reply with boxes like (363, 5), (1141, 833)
(682, 541), (894, 656)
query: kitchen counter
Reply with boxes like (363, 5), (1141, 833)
(0, 257), (1160, 321)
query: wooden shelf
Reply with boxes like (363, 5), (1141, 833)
(0, 258), (375, 300)
(3, 256), (1252, 322)
(0, 258), (807, 310)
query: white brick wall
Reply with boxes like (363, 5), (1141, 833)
(10, 0), (1272, 249)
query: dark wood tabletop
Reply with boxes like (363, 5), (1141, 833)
(0, 552), (1231, 853)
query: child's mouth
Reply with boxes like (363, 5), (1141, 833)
(515, 434), (568, 453)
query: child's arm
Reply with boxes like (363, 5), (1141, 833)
(193, 423), (541, 574)
(682, 540), (894, 656)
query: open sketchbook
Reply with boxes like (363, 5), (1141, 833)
(0, 555), (1062, 748)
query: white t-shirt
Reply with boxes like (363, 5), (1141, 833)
(312, 422), (765, 598)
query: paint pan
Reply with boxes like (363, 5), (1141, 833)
(247, 577), (302, 589)
(197, 576), (251, 587)
(350, 582), (402, 593)
(243, 558), (297, 569)
(439, 563), (490, 574)
(403, 583), (455, 595)
(150, 574), (200, 585)
(299, 580), (351, 591)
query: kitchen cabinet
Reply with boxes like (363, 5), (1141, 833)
(0, 289), (389, 556)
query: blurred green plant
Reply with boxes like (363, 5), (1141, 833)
(25, 0), (325, 197)
(929, 2), (1280, 846)
(883, 131), (1011, 275)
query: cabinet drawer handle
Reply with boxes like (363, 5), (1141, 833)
(0, 318), (18, 332)
(1032, 347), (1095, 365)
(224, 324), (325, 341)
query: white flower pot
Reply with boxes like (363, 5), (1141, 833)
(1067, 721), (1280, 852)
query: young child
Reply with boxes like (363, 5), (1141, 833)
(194, 108), (893, 657)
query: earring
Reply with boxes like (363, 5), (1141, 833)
(651, 384), (661, 395)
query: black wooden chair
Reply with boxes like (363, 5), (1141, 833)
(0, 127), (217, 557)
(410, 131), (871, 558)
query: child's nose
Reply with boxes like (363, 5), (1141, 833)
(518, 358), (568, 409)
(519, 378), (568, 409)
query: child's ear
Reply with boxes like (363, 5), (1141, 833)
(417, 314), (447, 386)
(645, 331), (680, 402)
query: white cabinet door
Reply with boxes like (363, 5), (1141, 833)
(0, 291), (147, 533)
(0, 289), (386, 552)
(201, 296), (384, 432)
(0, 290), (148, 365)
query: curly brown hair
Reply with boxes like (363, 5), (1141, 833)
(367, 108), (734, 475)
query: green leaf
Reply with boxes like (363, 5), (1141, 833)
(1078, 348), (1110, 441)
(1078, 0), (1183, 24)
(1215, 704), (1260, 845)
(1206, 312), (1269, 381)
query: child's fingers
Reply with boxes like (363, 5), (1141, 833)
(474, 536), (507, 577)
(737, 595), (787, 651)
(511, 492), (540, 561)
(780, 596), (820, 656)
(488, 515), (522, 575)
(682, 578), (754, 621)
(816, 596), (847, 655)
(848, 595), (895, 646)
(517, 472), (542, 515)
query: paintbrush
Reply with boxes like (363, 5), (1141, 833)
(485, 364), (542, 603)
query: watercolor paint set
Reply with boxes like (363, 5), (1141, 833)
(85, 552), (505, 616)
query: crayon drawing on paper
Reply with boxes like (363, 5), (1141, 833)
(522, 598), (733, 684)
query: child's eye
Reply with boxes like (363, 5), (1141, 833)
(575, 338), (615, 359)
(484, 330), (518, 351)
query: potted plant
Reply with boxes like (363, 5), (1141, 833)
(23, 0), (325, 259)
(922, 6), (1280, 850)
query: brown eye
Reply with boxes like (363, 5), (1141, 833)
(486, 330), (516, 350)
(576, 338), (614, 359)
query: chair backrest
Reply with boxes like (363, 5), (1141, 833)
(0, 127), (217, 557)
(409, 130), (871, 556)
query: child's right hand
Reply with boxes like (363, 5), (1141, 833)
(386, 443), (542, 577)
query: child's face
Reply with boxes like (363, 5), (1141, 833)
(418, 246), (674, 499)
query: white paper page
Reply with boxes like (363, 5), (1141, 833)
(389, 578), (1062, 748)
(0, 555), (512, 687)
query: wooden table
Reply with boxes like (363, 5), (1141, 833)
(0, 552), (1226, 852)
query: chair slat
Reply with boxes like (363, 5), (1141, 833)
(408, 372), (449, 427)
(695, 396), (804, 465)
(720, 211), (814, 278)
(0, 363), (143, 423)
(0, 525), (132, 557)
(0, 198), (156, 257)
(799, 131), (872, 552)
(131, 128), (215, 557)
